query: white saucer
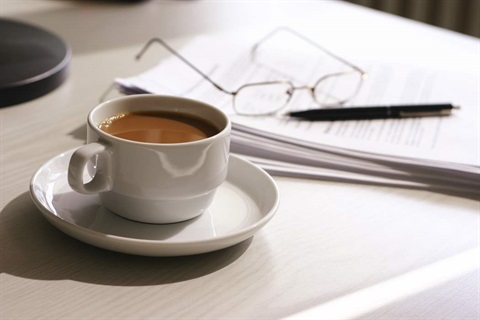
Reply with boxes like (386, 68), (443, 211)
(30, 148), (279, 256)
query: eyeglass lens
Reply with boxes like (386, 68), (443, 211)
(233, 71), (363, 115)
(234, 82), (293, 115)
(313, 71), (364, 106)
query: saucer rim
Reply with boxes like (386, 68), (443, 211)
(29, 148), (280, 256)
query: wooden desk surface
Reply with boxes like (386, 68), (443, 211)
(1, 1), (479, 319)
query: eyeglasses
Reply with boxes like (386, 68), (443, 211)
(135, 27), (367, 116)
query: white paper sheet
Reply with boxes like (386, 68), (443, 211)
(115, 34), (480, 193)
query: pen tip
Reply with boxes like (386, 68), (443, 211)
(453, 105), (461, 110)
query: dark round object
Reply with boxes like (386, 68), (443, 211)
(0, 19), (70, 108)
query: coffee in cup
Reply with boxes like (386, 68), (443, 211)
(98, 111), (219, 144)
(68, 95), (231, 224)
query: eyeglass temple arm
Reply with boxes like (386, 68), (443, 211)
(136, 38), (235, 95)
(251, 26), (366, 76)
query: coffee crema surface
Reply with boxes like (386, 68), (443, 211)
(98, 111), (219, 143)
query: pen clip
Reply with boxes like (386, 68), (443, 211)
(398, 108), (455, 117)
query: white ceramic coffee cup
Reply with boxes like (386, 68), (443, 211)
(68, 94), (231, 224)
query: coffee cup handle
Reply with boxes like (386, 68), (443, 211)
(68, 142), (112, 194)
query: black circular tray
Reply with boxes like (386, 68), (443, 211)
(0, 19), (70, 108)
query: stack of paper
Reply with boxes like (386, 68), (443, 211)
(114, 35), (479, 197)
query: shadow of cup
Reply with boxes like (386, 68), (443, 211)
(1, 192), (253, 286)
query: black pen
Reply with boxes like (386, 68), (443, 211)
(287, 104), (460, 121)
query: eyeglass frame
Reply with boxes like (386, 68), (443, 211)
(134, 26), (368, 116)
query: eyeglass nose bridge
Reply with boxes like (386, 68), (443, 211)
(291, 84), (316, 100)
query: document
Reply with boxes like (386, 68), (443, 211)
(115, 34), (479, 195)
